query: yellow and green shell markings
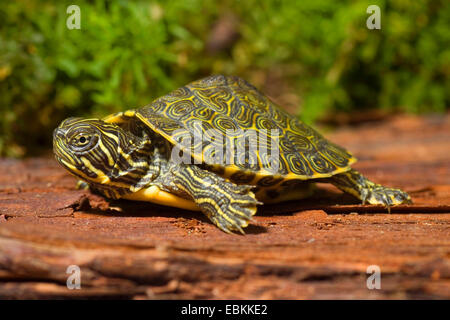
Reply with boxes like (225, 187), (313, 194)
(53, 75), (412, 233)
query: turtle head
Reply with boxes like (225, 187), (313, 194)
(53, 117), (153, 189)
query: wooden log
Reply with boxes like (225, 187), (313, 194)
(0, 114), (449, 299)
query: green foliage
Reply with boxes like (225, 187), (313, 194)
(0, 0), (448, 156)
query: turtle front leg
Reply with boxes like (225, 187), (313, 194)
(76, 180), (90, 190)
(156, 164), (261, 234)
(329, 169), (412, 209)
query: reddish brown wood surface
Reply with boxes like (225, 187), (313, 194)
(0, 114), (449, 299)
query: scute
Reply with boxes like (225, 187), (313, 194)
(134, 75), (356, 179)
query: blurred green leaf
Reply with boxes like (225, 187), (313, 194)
(0, 0), (448, 156)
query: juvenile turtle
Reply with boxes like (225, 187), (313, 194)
(53, 75), (411, 233)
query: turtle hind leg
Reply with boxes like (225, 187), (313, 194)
(329, 169), (412, 208)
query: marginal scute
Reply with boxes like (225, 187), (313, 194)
(256, 175), (284, 187)
(133, 75), (355, 180)
(230, 170), (256, 184)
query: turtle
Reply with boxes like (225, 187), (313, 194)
(53, 75), (411, 233)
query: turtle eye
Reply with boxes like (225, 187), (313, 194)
(70, 133), (95, 151)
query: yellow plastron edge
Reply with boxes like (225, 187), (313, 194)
(122, 185), (200, 211)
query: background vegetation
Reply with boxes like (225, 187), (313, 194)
(0, 0), (448, 156)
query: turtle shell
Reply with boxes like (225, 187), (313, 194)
(133, 75), (356, 184)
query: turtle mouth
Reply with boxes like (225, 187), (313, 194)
(53, 129), (64, 159)
(53, 127), (74, 166)
(53, 127), (66, 140)
(52, 137), (87, 182)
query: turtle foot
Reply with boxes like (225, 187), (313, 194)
(330, 169), (412, 211)
(361, 185), (412, 208)
(204, 184), (261, 234)
(76, 180), (90, 190)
